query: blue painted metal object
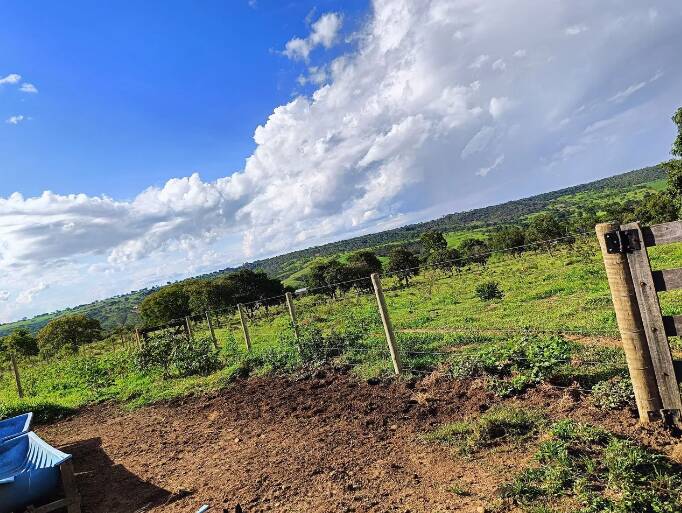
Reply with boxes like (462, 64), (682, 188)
(0, 432), (71, 513)
(0, 413), (33, 444)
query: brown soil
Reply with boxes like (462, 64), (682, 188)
(37, 368), (681, 513)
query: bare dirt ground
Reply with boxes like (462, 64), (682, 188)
(37, 367), (681, 513)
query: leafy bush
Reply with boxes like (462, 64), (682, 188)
(475, 281), (503, 301)
(424, 407), (544, 454)
(136, 332), (220, 378)
(449, 335), (574, 396)
(37, 314), (102, 357)
(500, 419), (682, 512)
(591, 377), (634, 410)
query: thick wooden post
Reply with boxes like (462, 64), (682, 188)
(206, 312), (218, 349)
(238, 304), (252, 352)
(621, 222), (682, 416)
(371, 273), (402, 375)
(135, 329), (142, 348)
(10, 353), (23, 399)
(596, 222), (662, 421)
(285, 292), (300, 340)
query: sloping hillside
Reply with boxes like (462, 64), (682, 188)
(0, 165), (664, 336)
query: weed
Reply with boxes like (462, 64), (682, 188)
(424, 406), (544, 454)
(591, 376), (634, 410)
(476, 281), (504, 301)
(500, 419), (682, 513)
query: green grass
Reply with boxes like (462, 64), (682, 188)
(500, 419), (682, 512)
(424, 406), (545, 454)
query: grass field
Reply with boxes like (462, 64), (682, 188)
(4, 232), (682, 423)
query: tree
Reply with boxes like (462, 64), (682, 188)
(139, 285), (191, 326)
(459, 238), (489, 266)
(347, 250), (383, 290)
(184, 279), (229, 314)
(220, 269), (285, 310)
(304, 259), (353, 297)
(634, 192), (678, 225)
(488, 225), (526, 254)
(387, 246), (420, 286)
(426, 247), (462, 273)
(420, 230), (448, 256)
(1, 328), (39, 359)
(37, 314), (102, 357)
(663, 107), (682, 210)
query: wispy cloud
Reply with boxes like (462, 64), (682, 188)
(19, 83), (38, 93)
(0, 73), (21, 85)
(5, 115), (25, 125)
(0, 291), (9, 302)
(477, 155), (505, 177)
(565, 24), (588, 36)
(16, 282), (49, 304)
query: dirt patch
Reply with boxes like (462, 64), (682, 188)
(37, 368), (680, 513)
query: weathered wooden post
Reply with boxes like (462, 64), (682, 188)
(206, 311), (218, 349)
(185, 316), (193, 340)
(238, 304), (252, 352)
(371, 273), (403, 375)
(10, 353), (23, 399)
(285, 292), (300, 340)
(596, 222), (662, 421)
(135, 328), (142, 348)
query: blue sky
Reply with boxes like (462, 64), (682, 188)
(0, 0), (368, 198)
(1, 0), (681, 323)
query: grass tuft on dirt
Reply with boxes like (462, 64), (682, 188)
(500, 419), (682, 513)
(424, 406), (544, 454)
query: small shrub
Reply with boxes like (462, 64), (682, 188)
(0, 400), (76, 424)
(475, 281), (503, 301)
(136, 332), (220, 378)
(448, 335), (574, 396)
(591, 377), (634, 410)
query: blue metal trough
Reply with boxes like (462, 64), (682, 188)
(0, 432), (72, 513)
(0, 413), (33, 444)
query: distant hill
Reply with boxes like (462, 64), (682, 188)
(0, 165), (665, 337)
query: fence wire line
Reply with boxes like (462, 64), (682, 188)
(137, 230), (596, 333)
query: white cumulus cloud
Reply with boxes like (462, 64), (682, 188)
(6, 115), (25, 125)
(284, 12), (343, 61)
(1, 0), (681, 322)
(0, 73), (21, 85)
(19, 83), (38, 93)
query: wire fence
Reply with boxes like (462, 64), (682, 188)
(2, 229), (639, 403)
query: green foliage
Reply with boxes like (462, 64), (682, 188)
(459, 238), (489, 265)
(475, 281), (503, 301)
(426, 247), (462, 273)
(633, 191), (678, 225)
(420, 230), (448, 255)
(591, 376), (634, 410)
(525, 213), (566, 246)
(501, 420), (682, 513)
(1, 328), (39, 358)
(136, 332), (220, 378)
(387, 246), (420, 286)
(424, 407), (544, 454)
(0, 401), (76, 424)
(37, 314), (102, 357)
(139, 285), (191, 326)
(488, 225), (526, 253)
(449, 335), (574, 396)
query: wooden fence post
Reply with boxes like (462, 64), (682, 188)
(206, 312), (218, 349)
(285, 292), (300, 340)
(238, 304), (252, 352)
(596, 222), (662, 421)
(371, 273), (403, 376)
(620, 222), (682, 417)
(135, 329), (142, 348)
(185, 316), (193, 340)
(10, 353), (23, 399)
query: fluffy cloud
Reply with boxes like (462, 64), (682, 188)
(5, 115), (25, 125)
(19, 83), (38, 93)
(16, 282), (49, 304)
(2, 0), (682, 322)
(284, 12), (343, 61)
(0, 73), (21, 85)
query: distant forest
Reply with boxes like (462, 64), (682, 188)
(0, 164), (664, 337)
